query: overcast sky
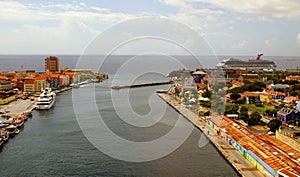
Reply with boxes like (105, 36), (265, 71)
(1, 0), (300, 56)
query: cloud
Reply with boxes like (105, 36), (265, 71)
(297, 33), (300, 44)
(230, 40), (248, 49)
(187, 0), (300, 19)
(163, 13), (203, 31)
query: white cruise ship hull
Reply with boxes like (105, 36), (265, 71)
(35, 97), (55, 110)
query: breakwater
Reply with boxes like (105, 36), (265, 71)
(111, 81), (172, 89)
(157, 93), (264, 177)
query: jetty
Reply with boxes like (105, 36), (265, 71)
(157, 93), (264, 177)
(111, 81), (172, 90)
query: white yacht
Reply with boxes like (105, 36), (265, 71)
(35, 88), (56, 110)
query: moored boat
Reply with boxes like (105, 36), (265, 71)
(6, 125), (19, 136)
(0, 128), (9, 142)
(35, 87), (56, 110)
(13, 116), (25, 128)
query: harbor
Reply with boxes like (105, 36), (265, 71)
(0, 83), (239, 176)
(0, 85), (73, 148)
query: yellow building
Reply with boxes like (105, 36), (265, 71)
(260, 94), (272, 103)
(0, 92), (16, 105)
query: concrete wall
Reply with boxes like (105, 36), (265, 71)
(276, 131), (300, 153)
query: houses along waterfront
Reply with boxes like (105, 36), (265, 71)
(163, 55), (300, 177)
(0, 56), (108, 148)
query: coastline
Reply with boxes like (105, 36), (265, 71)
(157, 93), (264, 177)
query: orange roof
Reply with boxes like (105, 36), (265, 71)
(225, 124), (300, 175)
(24, 79), (34, 84)
(50, 73), (60, 78)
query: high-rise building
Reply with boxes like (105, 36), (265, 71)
(45, 56), (60, 72)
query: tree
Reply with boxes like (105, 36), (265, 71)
(224, 104), (239, 115)
(249, 111), (262, 126)
(268, 119), (282, 132)
(202, 87), (212, 98)
(239, 106), (249, 122)
(230, 91), (241, 102)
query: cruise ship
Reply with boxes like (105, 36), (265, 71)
(216, 54), (276, 70)
(35, 88), (56, 110)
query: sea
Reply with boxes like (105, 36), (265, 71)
(0, 55), (299, 176)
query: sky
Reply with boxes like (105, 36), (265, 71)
(1, 0), (300, 56)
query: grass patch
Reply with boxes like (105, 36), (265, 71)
(240, 104), (276, 114)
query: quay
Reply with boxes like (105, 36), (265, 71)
(111, 81), (172, 89)
(157, 93), (264, 177)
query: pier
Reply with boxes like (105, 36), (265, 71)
(157, 93), (264, 177)
(111, 81), (172, 90)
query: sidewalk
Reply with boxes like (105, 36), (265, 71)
(157, 93), (264, 177)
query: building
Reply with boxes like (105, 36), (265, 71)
(0, 91), (16, 105)
(277, 107), (300, 122)
(34, 76), (47, 92)
(45, 56), (60, 72)
(238, 74), (261, 82)
(24, 79), (35, 92)
(0, 81), (13, 91)
(58, 74), (70, 86)
(276, 126), (300, 154)
(209, 116), (300, 176)
(286, 75), (300, 82)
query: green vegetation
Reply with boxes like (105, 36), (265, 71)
(239, 106), (249, 122)
(202, 87), (212, 98)
(229, 81), (266, 93)
(224, 104), (239, 115)
(240, 104), (276, 115)
(267, 119), (282, 132)
(248, 111), (262, 126)
(230, 91), (241, 102)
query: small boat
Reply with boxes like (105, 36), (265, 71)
(0, 129), (9, 142)
(6, 125), (19, 136)
(4, 118), (14, 125)
(0, 137), (3, 147)
(0, 123), (9, 128)
(26, 111), (32, 117)
(13, 116), (24, 128)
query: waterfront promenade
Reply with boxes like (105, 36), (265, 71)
(157, 93), (264, 177)
(0, 99), (35, 116)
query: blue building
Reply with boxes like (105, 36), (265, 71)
(277, 107), (300, 122)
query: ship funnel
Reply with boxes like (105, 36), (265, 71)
(256, 54), (263, 60)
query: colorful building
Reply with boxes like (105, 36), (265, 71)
(0, 92), (16, 105)
(45, 56), (60, 72)
(34, 76), (46, 92)
(277, 107), (300, 122)
(24, 79), (35, 92)
(208, 115), (300, 176)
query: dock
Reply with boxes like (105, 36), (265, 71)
(111, 81), (172, 89)
(157, 93), (264, 177)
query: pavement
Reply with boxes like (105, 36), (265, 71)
(157, 93), (264, 177)
(0, 99), (35, 116)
